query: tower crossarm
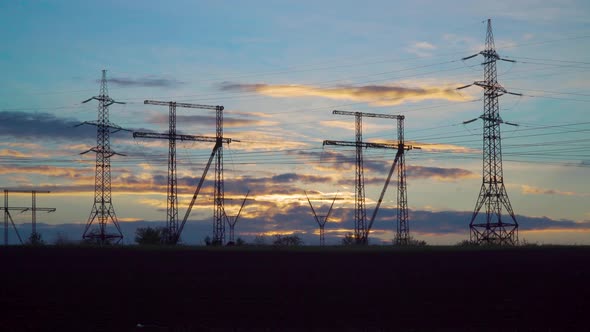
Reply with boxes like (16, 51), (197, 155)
(333, 110), (404, 120)
(133, 132), (232, 144)
(323, 140), (413, 150)
(144, 100), (223, 111)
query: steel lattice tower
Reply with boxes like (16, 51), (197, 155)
(353, 114), (367, 243)
(325, 111), (410, 244)
(463, 19), (519, 245)
(166, 103), (180, 241)
(81, 70), (125, 244)
(135, 101), (229, 244)
(213, 106), (225, 245)
(395, 117), (410, 245)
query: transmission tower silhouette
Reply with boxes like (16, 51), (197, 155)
(134, 100), (231, 244)
(80, 70), (127, 244)
(458, 19), (521, 245)
(2, 189), (55, 245)
(324, 110), (415, 244)
(304, 191), (337, 246)
(395, 117), (409, 245)
(225, 190), (250, 243)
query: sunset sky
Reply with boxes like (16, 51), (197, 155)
(1, 0), (589, 245)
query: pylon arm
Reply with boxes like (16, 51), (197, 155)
(499, 58), (516, 63)
(133, 132), (231, 143)
(82, 96), (125, 105)
(323, 140), (399, 150)
(177, 141), (222, 242)
(76, 121), (130, 132)
(462, 53), (479, 61)
(457, 84), (474, 90)
(144, 100), (223, 111)
(333, 110), (403, 120)
(325, 192), (338, 220)
(80, 147), (125, 157)
(233, 190), (250, 224)
(366, 149), (403, 236)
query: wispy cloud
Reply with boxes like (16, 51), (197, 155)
(521, 185), (589, 197)
(406, 41), (436, 57)
(147, 114), (278, 128)
(108, 76), (185, 88)
(220, 82), (467, 106)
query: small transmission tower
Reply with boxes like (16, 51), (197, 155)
(225, 190), (250, 243)
(304, 191), (337, 246)
(80, 70), (126, 244)
(458, 19), (521, 245)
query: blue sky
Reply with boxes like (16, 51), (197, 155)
(0, 0), (589, 245)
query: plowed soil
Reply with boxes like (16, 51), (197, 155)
(1, 246), (589, 331)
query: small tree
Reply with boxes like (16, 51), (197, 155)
(54, 232), (75, 246)
(134, 227), (163, 245)
(273, 234), (303, 247)
(455, 239), (478, 247)
(393, 236), (427, 246)
(27, 232), (44, 246)
(341, 232), (356, 246)
(253, 235), (267, 246)
(235, 237), (246, 246)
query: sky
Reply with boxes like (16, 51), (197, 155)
(0, 0), (589, 245)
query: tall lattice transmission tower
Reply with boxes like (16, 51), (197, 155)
(80, 70), (126, 244)
(395, 117), (410, 245)
(458, 19), (521, 245)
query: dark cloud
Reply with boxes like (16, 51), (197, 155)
(0, 111), (133, 141)
(13, 209), (590, 246)
(108, 77), (185, 88)
(407, 166), (475, 180)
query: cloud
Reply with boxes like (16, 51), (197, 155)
(107, 76), (185, 88)
(406, 41), (436, 57)
(0, 149), (30, 158)
(0, 164), (91, 178)
(411, 142), (479, 154)
(147, 114), (278, 128)
(407, 166), (476, 181)
(521, 185), (589, 197)
(0, 111), (124, 141)
(290, 150), (474, 182)
(220, 82), (467, 106)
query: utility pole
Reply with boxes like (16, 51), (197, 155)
(324, 110), (415, 244)
(2, 189), (55, 245)
(225, 190), (250, 243)
(304, 191), (338, 246)
(79, 70), (127, 245)
(457, 19), (521, 245)
(134, 100), (232, 244)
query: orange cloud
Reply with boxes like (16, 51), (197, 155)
(221, 82), (467, 106)
(0, 149), (30, 158)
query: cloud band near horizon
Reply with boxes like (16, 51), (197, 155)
(220, 82), (467, 106)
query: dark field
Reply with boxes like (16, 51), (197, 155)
(1, 246), (589, 331)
